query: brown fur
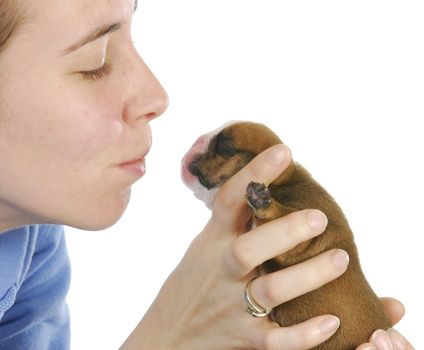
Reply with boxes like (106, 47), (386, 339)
(188, 122), (391, 349)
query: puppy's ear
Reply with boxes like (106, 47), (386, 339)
(226, 122), (283, 155)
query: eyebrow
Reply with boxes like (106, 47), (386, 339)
(60, 22), (122, 56)
(60, 2), (138, 56)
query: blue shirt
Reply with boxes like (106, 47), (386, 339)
(0, 225), (71, 349)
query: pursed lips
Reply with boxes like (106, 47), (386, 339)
(118, 142), (151, 177)
(120, 150), (149, 166)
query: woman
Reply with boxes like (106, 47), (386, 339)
(0, 0), (413, 349)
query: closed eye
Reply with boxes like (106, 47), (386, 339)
(79, 61), (112, 81)
(214, 134), (238, 157)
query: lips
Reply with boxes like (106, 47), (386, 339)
(118, 144), (151, 177)
(119, 157), (146, 177)
(121, 152), (148, 166)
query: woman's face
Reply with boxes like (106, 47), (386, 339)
(0, 0), (168, 231)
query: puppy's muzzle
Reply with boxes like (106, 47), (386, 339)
(187, 154), (215, 189)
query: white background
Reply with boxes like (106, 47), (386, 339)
(66, 1), (423, 349)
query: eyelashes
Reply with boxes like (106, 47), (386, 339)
(79, 61), (112, 81)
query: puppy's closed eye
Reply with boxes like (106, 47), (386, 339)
(214, 133), (238, 158)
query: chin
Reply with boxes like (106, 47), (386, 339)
(67, 190), (132, 231)
(62, 211), (123, 231)
(73, 216), (122, 231)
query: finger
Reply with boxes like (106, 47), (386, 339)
(249, 248), (349, 309)
(212, 144), (292, 232)
(250, 314), (340, 350)
(380, 297), (405, 325)
(388, 328), (415, 350)
(370, 329), (398, 350)
(224, 209), (328, 277)
(356, 344), (377, 350)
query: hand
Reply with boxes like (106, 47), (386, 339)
(356, 298), (415, 350)
(120, 144), (350, 350)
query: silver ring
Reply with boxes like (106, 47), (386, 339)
(244, 277), (272, 318)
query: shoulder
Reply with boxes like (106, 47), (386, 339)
(1, 224), (69, 316)
(0, 224), (70, 348)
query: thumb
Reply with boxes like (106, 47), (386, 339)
(380, 297), (405, 325)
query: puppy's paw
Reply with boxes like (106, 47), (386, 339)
(246, 182), (272, 210)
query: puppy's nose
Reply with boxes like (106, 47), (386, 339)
(188, 158), (214, 190)
(187, 155), (202, 177)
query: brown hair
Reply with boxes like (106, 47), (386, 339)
(0, 0), (24, 55)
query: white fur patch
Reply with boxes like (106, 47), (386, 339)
(191, 184), (220, 210)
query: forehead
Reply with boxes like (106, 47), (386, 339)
(18, 0), (133, 51)
(26, 0), (132, 22)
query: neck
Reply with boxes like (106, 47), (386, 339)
(0, 200), (39, 233)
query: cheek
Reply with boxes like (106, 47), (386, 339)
(28, 89), (124, 168)
(1, 85), (126, 215)
(53, 103), (123, 163)
(0, 92), (129, 229)
(3, 75), (124, 167)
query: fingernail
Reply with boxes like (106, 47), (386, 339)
(388, 328), (406, 350)
(331, 249), (349, 269)
(319, 315), (340, 335)
(306, 210), (328, 230)
(266, 145), (288, 165)
(371, 330), (394, 350)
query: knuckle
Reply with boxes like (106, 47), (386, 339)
(249, 164), (263, 183)
(214, 187), (237, 210)
(307, 260), (327, 282)
(318, 257), (334, 280)
(261, 329), (281, 350)
(314, 251), (340, 283)
(230, 238), (255, 272)
(262, 277), (281, 304)
(291, 328), (309, 349)
(284, 216), (308, 244)
(300, 257), (332, 291)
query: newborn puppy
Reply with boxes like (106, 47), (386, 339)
(181, 121), (391, 349)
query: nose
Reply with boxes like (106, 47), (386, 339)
(122, 50), (169, 123)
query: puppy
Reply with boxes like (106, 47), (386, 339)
(181, 121), (391, 349)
